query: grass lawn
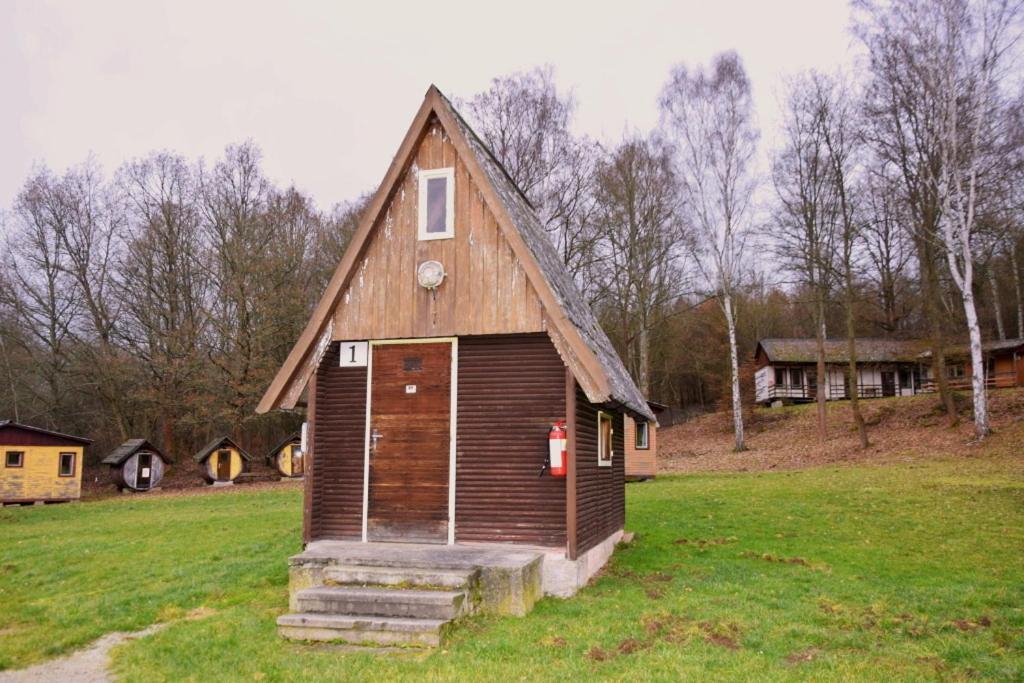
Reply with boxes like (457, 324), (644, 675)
(1, 451), (1022, 681)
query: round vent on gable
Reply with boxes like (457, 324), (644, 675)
(416, 260), (446, 289)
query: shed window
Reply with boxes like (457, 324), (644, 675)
(5, 451), (23, 468)
(635, 420), (650, 450)
(418, 167), (455, 240)
(598, 411), (614, 467)
(58, 452), (75, 477)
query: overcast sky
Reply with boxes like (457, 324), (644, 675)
(0, 0), (860, 212)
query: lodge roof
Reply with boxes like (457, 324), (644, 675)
(922, 338), (1024, 358)
(757, 338), (925, 364)
(255, 85), (655, 422)
(192, 436), (254, 463)
(0, 420), (92, 445)
(102, 438), (171, 465)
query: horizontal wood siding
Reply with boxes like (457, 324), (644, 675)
(310, 343), (367, 541)
(455, 334), (567, 546)
(574, 386), (625, 554)
(624, 417), (657, 479)
(332, 118), (548, 341)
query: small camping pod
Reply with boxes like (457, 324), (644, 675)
(102, 439), (171, 492)
(1, 420), (91, 504)
(267, 433), (303, 478)
(193, 436), (252, 485)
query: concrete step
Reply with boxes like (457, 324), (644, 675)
(295, 586), (468, 620)
(277, 612), (448, 647)
(324, 564), (479, 590)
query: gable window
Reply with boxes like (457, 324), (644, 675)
(418, 167), (455, 240)
(598, 411), (614, 467)
(5, 451), (23, 468)
(635, 420), (650, 450)
(58, 452), (75, 477)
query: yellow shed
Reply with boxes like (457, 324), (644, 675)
(1, 420), (91, 505)
(624, 402), (665, 481)
(266, 433), (304, 478)
(193, 436), (253, 485)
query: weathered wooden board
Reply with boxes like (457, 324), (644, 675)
(332, 119), (547, 342)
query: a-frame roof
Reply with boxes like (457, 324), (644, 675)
(192, 436), (254, 463)
(256, 86), (653, 422)
(102, 438), (171, 465)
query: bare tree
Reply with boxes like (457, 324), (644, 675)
(591, 134), (686, 395)
(461, 67), (602, 285)
(772, 73), (840, 445)
(915, 0), (1022, 439)
(863, 168), (917, 334)
(660, 51), (759, 451)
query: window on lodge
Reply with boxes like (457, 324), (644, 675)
(58, 452), (75, 477)
(774, 367), (804, 387)
(418, 167), (455, 240)
(635, 420), (650, 450)
(5, 451), (23, 468)
(598, 411), (614, 467)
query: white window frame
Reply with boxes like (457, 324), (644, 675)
(418, 167), (455, 241)
(635, 420), (649, 450)
(597, 411), (614, 467)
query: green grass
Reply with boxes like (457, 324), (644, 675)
(1, 455), (1022, 681)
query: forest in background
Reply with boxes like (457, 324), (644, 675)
(1, 0), (1022, 460)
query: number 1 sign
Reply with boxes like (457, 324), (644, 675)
(339, 341), (369, 367)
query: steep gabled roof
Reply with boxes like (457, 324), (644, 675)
(193, 436), (253, 463)
(757, 338), (925, 364)
(102, 438), (171, 466)
(0, 420), (92, 445)
(256, 85), (654, 421)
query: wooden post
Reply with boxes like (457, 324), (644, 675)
(302, 371), (317, 546)
(565, 368), (578, 560)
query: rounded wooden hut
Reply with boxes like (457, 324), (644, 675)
(267, 433), (304, 479)
(102, 439), (171, 492)
(193, 436), (252, 485)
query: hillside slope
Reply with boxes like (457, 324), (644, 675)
(659, 387), (1024, 473)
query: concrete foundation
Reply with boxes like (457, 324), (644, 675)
(539, 529), (623, 597)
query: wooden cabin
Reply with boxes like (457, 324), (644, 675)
(102, 439), (171, 492)
(754, 338), (928, 406)
(624, 401), (665, 481)
(257, 86), (654, 595)
(926, 338), (1024, 390)
(267, 433), (304, 478)
(193, 436), (252, 485)
(1, 420), (91, 505)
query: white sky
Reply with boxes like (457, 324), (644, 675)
(0, 0), (860, 211)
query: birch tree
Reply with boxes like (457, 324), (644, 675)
(660, 51), (758, 451)
(919, 0), (1022, 438)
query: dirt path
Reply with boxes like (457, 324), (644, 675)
(0, 624), (164, 683)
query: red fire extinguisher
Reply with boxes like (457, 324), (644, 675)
(548, 420), (567, 477)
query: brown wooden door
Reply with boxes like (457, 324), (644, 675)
(292, 446), (303, 475)
(216, 450), (232, 480)
(368, 342), (451, 543)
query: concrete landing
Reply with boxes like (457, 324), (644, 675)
(280, 541), (545, 648)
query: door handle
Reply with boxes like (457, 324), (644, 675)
(370, 429), (383, 452)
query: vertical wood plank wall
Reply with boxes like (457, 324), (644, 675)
(455, 334), (567, 546)
(331, 117), (548, 341)
(310, 343), (367, 541)
(574, 386), (626, 555)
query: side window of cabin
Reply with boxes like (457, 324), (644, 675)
(635, 421), (649, 450)
(58, 452), (75, 477)
(418, 167), (455, 240)
(773, 367), (784, 385)
(5, 451), (23, 468)
(598, 412), (614, 467)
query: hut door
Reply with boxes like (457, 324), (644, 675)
(881, 371), (896, 397)
(367, 341), (452, 543)
(136, 453), (152, 490)
(291, 447), (303, 475)
(217, 450), (232, 480)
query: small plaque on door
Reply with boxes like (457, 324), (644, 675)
(141, 468), (151, 477)
(405, 384), (417, 394)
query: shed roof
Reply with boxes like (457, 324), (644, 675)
(193, 436), (254, 463)
(255, 85), (653, 422)
(0, 420), (92, 445)
(757, 338), (925, 364)
(265, 433), (300, 461)
(102, 438), (170, 465)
